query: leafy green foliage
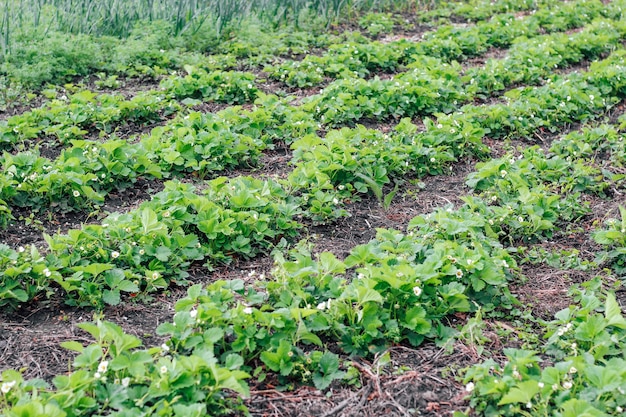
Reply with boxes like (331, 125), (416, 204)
(160, 67), (258, 104)
(463, 287), (626, 417)
(0, 320), (249, 416)
(358, 12), (395, 37)
(304, 57), (468, 125)
(143, 112), (266, 178)
(594, 206), (626, 275)
(0, 244), (57, 309)
(0, 89), (178, 148)
(0, 139), (161, 214)
(41, 178), (300, 308)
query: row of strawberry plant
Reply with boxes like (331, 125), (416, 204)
(4, 4), (624, 300)
(289, 49), (626, 223)
(0, 99), (301, 224)
(143, 91), (622, 402)
(466, 18), (626, 96)
(302, 57), (469, 125)
(461, 285), (626, 417)
(459, 119), (626, 416)
(0, 109), (484, 306)
(2, 40), (624, 234)
(0, 69), (260, 150)
(0, 139), (162, 216)
(0, 148), (524, 416)
(302, 23), (626, 127)
(8, 41), (623, 306)
(0, 318), (250, 416)
(2, 6), (621, 157)
(17, 110), (617, 416)
(3, 38), (626, 417)
(595, 206), (626, 276)
(555, 122), (626, 276)
(265, 0), (612, 88)
(455, 48), (626, 140)
(287, 117), (488, 222)
(427, 0), (622, 26)
(4, 39), (623, 233)
(0, 90), (177, 149)
(424, 0), (547, 22)
(142, 31), (622, 152)
(0, 177), (301, 310)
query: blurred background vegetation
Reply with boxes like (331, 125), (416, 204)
(0, 0), (434, 104)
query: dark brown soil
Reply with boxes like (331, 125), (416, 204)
(244, 344), (471, 417)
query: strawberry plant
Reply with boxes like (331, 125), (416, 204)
(358, 12), (395, 37)
(0, 89), (179, 149)
(143, 112), (266, 178)
(594, 206), (626, 276)
(5, 2), (626, 416)
(304, 57), (468, 125)
(452, 0), (541, 21)
(0, 244), (58, 309)
(466, 19), (623, 96)
(0, 320), (249, 416)
(0, 140), (161, 215)
(160, 66), (258, 104)
(39, 178), (301, 308)
(461, 286), (626, 417)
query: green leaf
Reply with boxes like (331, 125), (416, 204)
(560, 399), (606, 417)
(295, 320), (323, 346)
(355, 172), (383, 201)
(103, 289), (121, 306)
(318, 252), (346, 274)
(204, 327), (225, 344)
(260, 351), (281, 373)
(75, 263), (113, 277)
(60, 341), (84, 353)
(141, 208), (165, 235)
(319, 351), (340, 375)
(73, 344), (102, 368)
(224, 353), (244, 370)
(117, 280), (140, 293)
(356, 286), (383, 305)
(403, 306), (432, 334)
(104, 269), (125, 287)
(110, 355), (130, 371)
(313, 372), (343, 391)
(173, 403), (204, 417)
(313, 351), (345, 391)
(155, 246), (173, 262)
(8, 289), (28, 302)
(156, 322), (177, 336)
(216, 370), (250, 397)
(498, 380), (540, 405)
(605, 292), (626, 329)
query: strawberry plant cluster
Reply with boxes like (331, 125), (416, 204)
(265, 0), (611, 89)
(0, 68), (261, 151)
(2, 0), (626, 416)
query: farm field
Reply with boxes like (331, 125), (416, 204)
(1, 0), (626, 415)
